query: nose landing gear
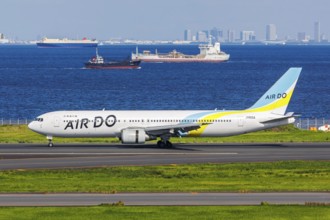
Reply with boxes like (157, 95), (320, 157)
(47, 135), (54, 147)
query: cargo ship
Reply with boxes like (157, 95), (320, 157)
(0, 33), (9, 44)
(37, 37), (98, 48)
(0, 38), (9, 44)
(85, 48), (141, 69)
(131, 40), (229, 63)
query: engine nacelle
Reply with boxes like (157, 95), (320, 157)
(121, 128), (147, 144)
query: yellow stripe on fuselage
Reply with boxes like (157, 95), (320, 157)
(188, 88), (294, 136)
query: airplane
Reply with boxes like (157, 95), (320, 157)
(28, 67), (302, 148)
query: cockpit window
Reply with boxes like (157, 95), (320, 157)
(35, 118), (43, 122)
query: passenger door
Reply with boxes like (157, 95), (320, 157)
(54, 116), (61, 127)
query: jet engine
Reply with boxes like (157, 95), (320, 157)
(121, 128), (154, 144)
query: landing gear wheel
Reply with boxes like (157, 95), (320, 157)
(165, 141), (173, 148)
(47, 136), (54, 148)
(157, 140), (165, 148)
(157, 140), (173, 148)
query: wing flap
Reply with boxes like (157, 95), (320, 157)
(145, 123), (206, 137)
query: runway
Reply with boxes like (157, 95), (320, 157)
(0, 143), (329, 170)
(0, 193), (329, 206)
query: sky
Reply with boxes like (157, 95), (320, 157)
(0, 0), (329, 40)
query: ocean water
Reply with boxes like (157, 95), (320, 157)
(0, 44), (330, 119)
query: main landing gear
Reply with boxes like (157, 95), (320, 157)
(47, 135), (54, 147)
(157, 140), (173, 148)
(157, 136), (173, 148)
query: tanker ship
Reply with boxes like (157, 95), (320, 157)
(37, 37), (98, 48)
(131, 40), (229, 63)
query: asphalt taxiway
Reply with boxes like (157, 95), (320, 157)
(0, 192), (329, 206)
(0, 143), (329, 170)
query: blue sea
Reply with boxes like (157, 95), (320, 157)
(0, 44), (330, 119)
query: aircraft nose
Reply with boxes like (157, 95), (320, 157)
(28, 121), (37, 132)
(28, 121), (34, 129)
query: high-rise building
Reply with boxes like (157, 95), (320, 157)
(0, 33), (4, 39)
(210, 28), (218, 41)
(227, 30), (235, 42)
(240, 31), (255, 41)
(314, 22), (320, 43)
(197, 31), (208, 42)
(210, 28), (223, 42)
(184, 29), (192, 41)
(297, 32), (307, 42)
(202, 30), (209, 39)
(266, 24), (277, 41)
(321, 33), (327, 42)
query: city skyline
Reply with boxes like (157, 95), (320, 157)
(183, 22), (326, 43)
(0, 0), (329, 40)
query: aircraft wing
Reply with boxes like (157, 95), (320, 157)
(145, 123), (209, 137)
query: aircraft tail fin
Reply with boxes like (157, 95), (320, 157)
(248, 67), (302, 115)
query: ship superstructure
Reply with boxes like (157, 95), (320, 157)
(0, 33), (9, 44)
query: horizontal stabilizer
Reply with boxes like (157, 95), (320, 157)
(260, 112), (295, 124)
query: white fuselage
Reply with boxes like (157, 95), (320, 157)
(29, 110), (294, 138)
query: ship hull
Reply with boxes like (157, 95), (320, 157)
(134, 57), (229, 63)
(85, 60), (141, 69)
(37, 43), (98, 48)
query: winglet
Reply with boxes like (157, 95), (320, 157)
(248, 67), (302, 115)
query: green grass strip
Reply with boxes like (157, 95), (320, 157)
(0, 161), (329, 193)
(0, 205), (330, 220)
